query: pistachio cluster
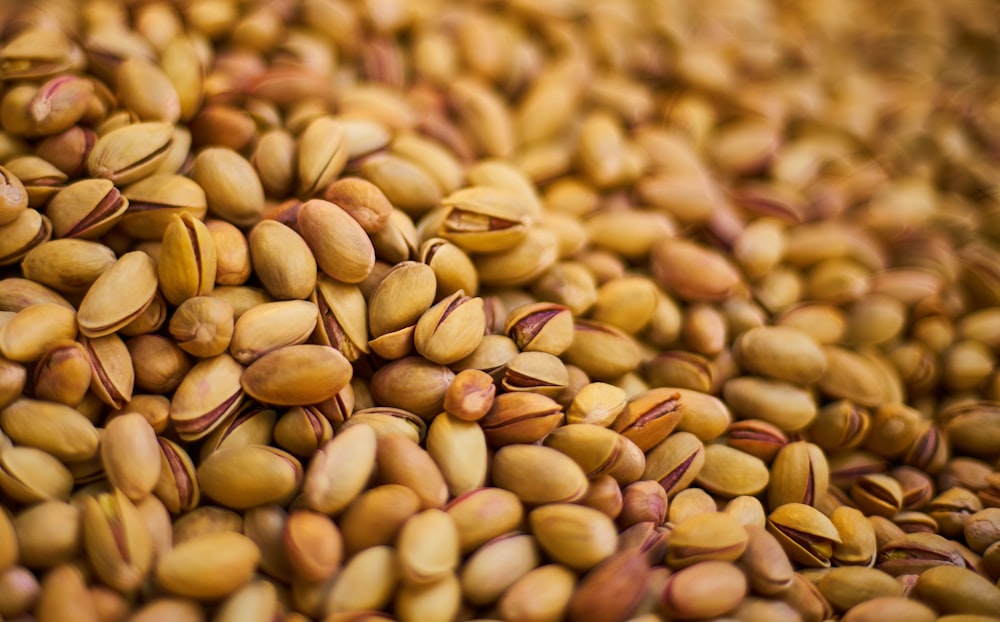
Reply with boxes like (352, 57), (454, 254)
(1, 0), (1000, 621)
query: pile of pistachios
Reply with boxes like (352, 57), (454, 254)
(1, 0), (1000, 620)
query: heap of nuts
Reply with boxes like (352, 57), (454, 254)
(1, 0), (1000, 620)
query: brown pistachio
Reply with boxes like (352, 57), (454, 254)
(155, 531), (260, 600)
(47, 178), (128, 239)
(324, 177), (393, 233)
(154, 437), (200, 514)
(296, 198), (375, 284)
(339, 485), (420, 555)
(876, 532), (966, 576)
(169, 296), (235, 358)
(426, 413), (489, 496)
(611, 388), (684, 451)
(81, 487), (154, 593)
(197, 445), (302, 510)
(543, 423), (643, 483)
(101, 412), (161, 502)
(0, 303), (76, 363)
(443, 368), (496, 421)
(370, 356), (454, 420)
(831, 506), (879, 567)
(77, 251), (158, 338)
(169, 353), (245, 441)
(642, 431), (705, 498)
(767, 502), (843, 568)
(0, 165), (28, 226)
(82, 333), (135, 410)
(530, 504), (617, 572)
(158, 212), (217, 305)
(481, 391), (564, 446)
(725, 419), (789, 463)
(660, 560), (748, 620)
(376, 434), (449, 510)
(241, 344), (352, 406)
(284, 509), (343, 582)
(768, 441), (830, 510)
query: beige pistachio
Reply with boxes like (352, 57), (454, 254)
(768, 441), (830, 509)
(492, 444), (589, 505)
(660, 560), (748, 619)
(481, 391), (564, 446)
(426, 413), (488, 496)
(419, 237), (480, 300)
(153, 437), (200, 514)
(297, 115), (348, 197)
(668, 511), (750, 568)
(543, 423), (643, 484)
(339, 485), (420, 555)
(296, 198), (375, 284)
(241, 344), (351, 406)
(0, 208), (51, 268)
(158, 212), (217, 305)
(445, 487), (524, 554)
(247, 219), (317, 301)
(460, 533), (540, 606)
(0, 303), (76, 363)
(169, 353), (244, 440)
(370, 356), (454, 419)
(612, 388), (684, 451)
(77, 251), (158, 338)
(725, 419), (789, 463)
(168, 296), (235, 358)
(325, 545), (399, 614)
(0, 165), (28, 226)
(530, 504), (617, 571)
(34, 564), (98, 622)
(81, 487), (154, 592)
(339, 407), (427, 444)
(197, 444), (302, 510)
(81, 333), (134, 409)
(87, 122), (174, 185)
(830, 506), (878, 566)
(877, 532), (966, 576)
(228, 300), (316, 364)
(840, 597), (937, 622)
(817, 566), (903, 613)
(642, 431), (705, 497)
(0, 396), (99, 462)
(155, 531), (260, 600)
(696, 444), (770, 498)
(377, 434), (449, 509)
(312, 275), (370, 361)
(397, 509), (460, 584)
(0, 445), (73, 503)
(367, 261), (436, 338)
(474, 227), (560, 288)
(739, 524), (795, 596)
(102, 413), (161, 502)
(190, 147), (265, 227)
(767, 502), (843, 567)
(497, 563), (576, 622)
(12, 500), (81, 568)
(563, 319), (642, 381)
(283, 509), (343, 582)
(439, 185), (529, 253)
(47, 178), (128, 240)
(413, 290), (486, 365)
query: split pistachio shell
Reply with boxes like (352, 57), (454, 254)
(169, 353), (245, 441)
(157, 212), (217, 305)
(82, 488), (154, 593)
(77, 251), (158, 338)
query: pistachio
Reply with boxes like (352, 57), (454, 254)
(376, 434), (449, 509)
(461, 533), (540, 606)
(481, 391), (564, 446)
(426, 413), (488, 496)
(82, 333), (135, 409)
(0, 303), (76, 363)
(370, 356), (454, 419)
(81, 488), (154, 592)
(169, 353), (245, 441)
(445, 487), (524, 554)
(876, 532), (966, 576)
(283, 509), (342, 582)
(767, 502), (843, 567)
(912, 565), (1000, 616)
(0, 165), (28, 226)
(77, 251), (158, 338)
(696, 444), (770, 498)
(325, 546), (399, 614)
(439, 185), (529, 253)
(241, 344), (352, 406)
(12, 500), (81, 568)
(0, 446), (73, 503)
(367, 261), (436, 338)
(46, 177), (128, 239)
(642, 431), (705, 497)
(248, 219), (317, 301)
(443, 368), (496, 421)
(197, 445), (302, 510)
(21, 239), (116, 298)
(169, 296), (235, 358)
(87, 122), (174, 185)
(768, 441), (830, 509)
(154, 437), (200, 514)
(296, 198), (375, 284)
(529, 504), (617, 571)
(158, 212), (217, 305)
(497, 564), (576, 622)
(543, 424), (643, 484)
(155, 531), (260, 600)
(228, 300), (316, 364)
(668, 511), (750, 568)
(414, 290), (486, 365)
(830, 506), (878, 567)
(492, 444), (589, 505)
(660, 560), (748, 619)
(817, 566), (903, 613)
(101, 412), (161, 502)
(297, 115), (348, 197)
(339, 485), (420, 555)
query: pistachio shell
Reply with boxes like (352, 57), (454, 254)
(241, 344), (352, 406)
(77, 251), (158, 338)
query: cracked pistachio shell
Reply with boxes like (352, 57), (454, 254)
(119, 173), (208, 240)
(248, 220), (317, 301)
(297, 198), (375, 284)
(502, 351), (569, 397)
(0, 398), (99, 462)
(158, 212), (217, 305)
(312, 275), (369, 361)
(667, 512), (749, 568)
(368, 261), (436, 338)
(77, 251), (158, 338)
(323, 177), (393, 234)
(768, 441), (830, 510)
(492, 444), (588, 505)
(82, 488), (154, 593)
(529, 504), (617, 571)
(154, 437), (200, 514)
(21, 239), (116, 296)
(439, 186), (529, 254)
(155, 531), (260, 600)
(612, 388), (684, 452)
(197, 445), (303, 510)
(0, 446), (73, 503)
(0, 207), (51, 266)
(47, 178), (128, 239)
(767, 502), (843, 568)
(297, 116), (348, 197)
(87, 122), (174, 185)
(0, 303), (77, 363)
(566, 382), (627, 427)
(302, 424), (378, 516)
(414, 290), (486, 365)
(734, 326), (828, 385)
(102, 413), (161, 502)
(418, 238), (479, 300)
(642, 431), (705, 498)
(82, 333), (134, 409)
(505, 302), (574, 356)
(0, 164), (28, 226)
(229, 300), (317, 365)
(169, 353), (245, 441)
(242, 344), (352, 406)
(190, 147), (265, 227)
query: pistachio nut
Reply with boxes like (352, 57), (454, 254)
(668, 511), (750, 568)
(443, 368), (496, 422)
(0, 397), (99, 462)
(445, 487), (524, 554)
(817, 346), (888, 407)
(376, 434), (449, 510)
(369, 356), (454, 420)
(850, 473), (905, 518)
(426, 413), (488, 496)
(169, 353), (245, 441)
(0, 303), (76, 363)
(543, 423), (643, 484)
(877, 532), (966, 576)
(312, 275), (369, 361)
(367, 261), (435, 338)
(197, 444), (302, 510)
(325, 546), (399, 614)
(155, 531), (260, 600)
(297, 116), (348, 197)
(154, 437), (200, 514)
(81, 488), (154, 592)
(418, 237), (480, 300)
(0, 445), (73, 503)
(21, 238), (115, 298)
(158, 212), (217, 305)
(273, 405), (333, 458)
(767, 502), (843, 567)
(912, 565), (1000, 616)
(502, 351), (569, 397)
(189, 147), (266, 227)
(768, 441), (830, 509)
(839, 597), (937, 622)
(660, 560), (748, 620)
(247, 219), (317, 301)
(81, 333), (135, 409)
(492, 444), (589, 505)
(725, 419), (789, 463)
(77, 251), (158, 338)
(359, 152), (443, 215)
(474, 227), (560, 288)
(414, 290), (486, 365)
(101, 412), (161, 502)
(169, 296), (235, 358)
(34, 564), (98, 622)
(397, 509), (460, 585)
(12, 499), (81, 568)
(339, 485), (420, 555)
(0, 165), (28, 226)
(734, 325), (828, 385)
(229, 300), (317, 364)
(461, 533), (540, 606)
(283, 509), (343, 582)
(324, 176), (393, 233)
(296, 198), (375, 284)
(87, 121), (174, 185)
(497, 563), (576, 622)
(817, 566), (903, 613)
(32, 340), (92, 406)
(529, 503), (617, 571)
(339, 407), (427, 444)
(642, 431), (705, 497)
(241, 344), (352, 406)
(480, 391), (564, 446)
(830, 506), (878, 567)
(696, 444), (770, 498)
(439, 185), (529, 253)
